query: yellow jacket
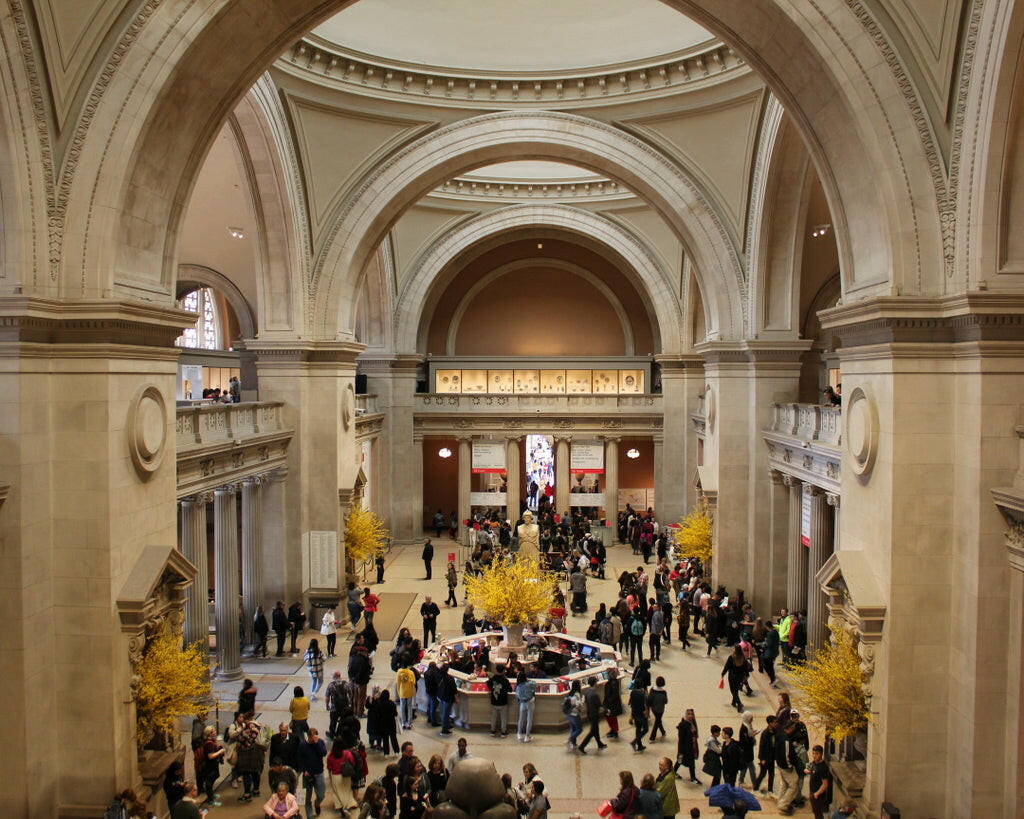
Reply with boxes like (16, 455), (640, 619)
(396, 667), (417, 699)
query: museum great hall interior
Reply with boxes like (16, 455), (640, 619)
(2, 0), (1024, 816)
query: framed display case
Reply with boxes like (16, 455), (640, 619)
(488, 370), (514, 393)
(540, 369), (566, 394)
(435, 369), (462, 393)
(618, 369), (644, 393)
(514, 369), (540, 393)
(566, 369), (592, 393)
(461, 369), (487, 393)
(592, 369), (618, 394)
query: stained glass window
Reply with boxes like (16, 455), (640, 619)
(175, 288), (220, 349)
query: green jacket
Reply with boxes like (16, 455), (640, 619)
(777, 615), (793, 640)
(654, 771), (680, 816)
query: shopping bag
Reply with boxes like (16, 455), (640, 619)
(596, 800), (613, 817)
(718, 678), (725, 689)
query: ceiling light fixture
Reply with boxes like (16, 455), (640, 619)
(810, 224), (831, 238)
(536, 242), (543, 249)
(438, 447), (452, 458)
(627, 448), (640, 459)
(227, 226), (245, 239)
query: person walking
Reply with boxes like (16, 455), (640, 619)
(325, 672), (349, 740)
(720, 726), (742, 786)
(629, 677), (649, 753)
(806, 745), (832, 819)
(563, 679), (584, 752)
(272, 601), (289, 657)
(654, 759), (680, 818)
(252, 605), (269, 657)
(445, 561), (458, 607)
(304, 639), (325, 700)
(362, 588), (380, 626)
(752, 715), (776, 794)
(738, 712), (758, 787)
(676, 598), (691, 649)
(422, 538), (434, 579)
(296, 728), (327, 819)
(701, 725), (723, 786)
(674, 709), (700, 784)
(603, 667), (623, 738)
(346, 582), (364, 633)
(432, 510), (445, 539)
(289, 686), (312, 740)
(577, 675), (607, 753)
(487, 664), (512, 737)
(721, 645), (751, 712)
(648, 601), (664, 661)
(762, 619), (780, 687)
(515, 669), (537, 742)
(647, 676), (668, 742)
(420, 596), (440, 646)
(629, 612), (646, 666)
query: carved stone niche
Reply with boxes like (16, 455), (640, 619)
(116, 546), (197, 790)
(815, 550), (886, 808)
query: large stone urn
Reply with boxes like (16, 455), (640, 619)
(501, 622), (526, 650)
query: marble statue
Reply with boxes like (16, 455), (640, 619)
(515, 509), (540, 561)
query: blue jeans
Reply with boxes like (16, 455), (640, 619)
(567, 714), (583, 746)
(309, 672), (323, 695)
(427, 693), (440, 725)
(303, 772), (325, 819)
(518, 699), (535, 737)
(439, 698), (453, 732)
(400, 697), (415, 726)
(347, 603), (362, 628)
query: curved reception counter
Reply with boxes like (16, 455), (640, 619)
(415, 631), (622, 730)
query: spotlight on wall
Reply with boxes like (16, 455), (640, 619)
(627, 448), (640, 459)
(227, 226), (246, 239)
(438, 447), (453, 458)
(810, 224), (831, 238)
(536, 242), (543, 249)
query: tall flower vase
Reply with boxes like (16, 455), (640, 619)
(502, 623), (525, 650)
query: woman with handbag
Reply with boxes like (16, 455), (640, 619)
(673, 709), (700, 784)
(236, 717), (267, 804)
(326, 738), (359, 817)
(602, 771), (639, 819)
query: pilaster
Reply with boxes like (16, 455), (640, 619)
(457, 437), (471, 544)
(767, 470), (790, 614)
(555, 436), (570, 515)
(241, 477), (263, 650)
(806, 486), (832, 651)
(180, 494), (211, 649)
(654, 355), (703, 521)
(604, 437), (620, 526)
(783, 475), (807, 612)
(506, 436), (522, 522)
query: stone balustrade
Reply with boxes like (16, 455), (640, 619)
(767, 402), (842, 446)
(176, 401), (286, 448)
(416, 392), (661, 413)
(356, 393), (379, 415)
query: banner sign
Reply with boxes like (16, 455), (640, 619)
(570, 441), (604, 474)
(472, 440), (506, 473)
(801, 485), (812, 547)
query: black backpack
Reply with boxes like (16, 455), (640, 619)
(561, 695), (574, 716)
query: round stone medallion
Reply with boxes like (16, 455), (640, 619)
(127, 384), (168, 478)
(343, 382), (356, 430)
(845, 385), (878, 478)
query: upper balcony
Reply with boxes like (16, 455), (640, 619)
(766, 402), (842, 447)
(763, 402), (842, 492)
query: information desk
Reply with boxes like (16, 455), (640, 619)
(415, 632), (622, 729)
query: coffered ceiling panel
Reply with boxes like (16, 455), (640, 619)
(33, 0), (131, 128)
(284, 95), (436, 246)
(623, 91), (764, 233)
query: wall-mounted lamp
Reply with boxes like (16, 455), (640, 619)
(627, 448), (640, 459)
(438, 447), (452, 458)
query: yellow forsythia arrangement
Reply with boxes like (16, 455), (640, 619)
(465, 556), (557, 625)
(135, 634), (211, 747)
(673, 503), (713, 565)
(344, 503), (391, 563)
(788, 626), (871, 741)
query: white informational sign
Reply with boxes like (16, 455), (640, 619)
(470, 491), (507, 507)
(646, 489), (655, 513)
(178, 364), (203, 400)
(570, 441), (605, 474)
(303, 531), (338, 590)
(472, 440), (506, 473)
(801, 485), (812, 547)
(619, 488), (648, 511)
(570, 492), (605, 507)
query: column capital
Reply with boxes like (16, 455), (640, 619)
(769, 468), (785, 484)
(241, 474), (264, 488)
(807, 484), (825, 497)
(358, 353), (425, 374)
(653, 354), (703, 374)
(214, 482), (239, 496)
(694, 339), (812, 372)
(781, 473), (800, 488)
(602, 435), (621, 444)
(826, 492), (840, 507)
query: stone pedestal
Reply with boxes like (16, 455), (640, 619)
(214, 484), (243, 680)
(180, 495), (210, 648)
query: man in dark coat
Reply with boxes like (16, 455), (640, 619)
(422, 538), (434, 579)
(577, 676), (607, 753)
(272, 601), (289, 656)
(287, 600), (306, 653)
(268, 722), (300, 792)
(252, 605), (269, 657)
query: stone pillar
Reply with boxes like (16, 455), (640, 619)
(555, 436), (570, 516)
(784, 475), (807, 613)
(412, 433), (424, 539)
(767, 470), (790, 614)
(604, 437), (619, 528)
(655, 355), (703, 520)
(458, 437), (471, 544)
(806, 486), (832, 651)
(241, 476), (263, 650)
(652, 435), (663, 515)
(180, 495), (210, 649)
(506, 437), (521, 522)
(214, 484), (243, 680)
(827, 492), (840, 553)
(261, 468), (287, 607)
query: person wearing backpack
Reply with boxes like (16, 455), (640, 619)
(629, 613), (646, 666)
(563, 679), (584, 752)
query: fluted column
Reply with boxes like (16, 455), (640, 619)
(784, 475), (807, 613)
(806, 486), (832, 651)
(506, 437), (521, 522)
(457, 437), (471, 544)
(555, 436), (570, 516)
(214, 484), (243, 680)
(180, 495), (210, 649)
(604, 437), (619, 529)
(767, 470), (790, 614)
(241, 476), (263, 651)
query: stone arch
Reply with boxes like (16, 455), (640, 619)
(56, 0), (944, 332)
(443, 258), (636, 356)
(176, 263), (257, 340)
(314, 111), (742, 342)
(393, 204), (681, 354)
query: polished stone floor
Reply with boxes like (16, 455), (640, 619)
(197, 539), (811, 817)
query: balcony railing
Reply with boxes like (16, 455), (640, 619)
(766, 402), (841, 447)
(356, 393), (379, 415)
(176, 401), (287, 449)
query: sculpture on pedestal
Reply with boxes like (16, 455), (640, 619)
(515, 509), (540, 561)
